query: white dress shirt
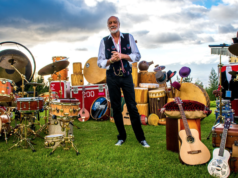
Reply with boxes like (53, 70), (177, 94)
(97, 32), (141, 69)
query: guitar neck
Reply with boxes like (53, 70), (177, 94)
(178, 104), (192, 137)
(82, 87), (85, 110)
(218, 129), (228, 157)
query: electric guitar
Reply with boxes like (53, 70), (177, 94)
(175, 97), (211, 165)
(78, 87), (90, 122)
(207, 119), (231, 178)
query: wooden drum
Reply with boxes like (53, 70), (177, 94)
(136, 103), (148, 117)
(134, 87), (148, 104)
(175, 83), (210, 108)
(132, 62), (138, 87)
(84, 57), (106, 84)
(73, 62), (83, 74)
(138, 71), (157, 83)
(51, 56), (69, 81)
(149, 89), (166, 119)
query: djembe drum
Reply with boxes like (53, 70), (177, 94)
(149, 89), (166, 119)
(134, 87), (148, 104)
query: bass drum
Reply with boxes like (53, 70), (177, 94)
(91, 97), (110, 121)
(84, 57), (106, 84)
(175, 83), (210, 120)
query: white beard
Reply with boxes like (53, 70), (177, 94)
(109, 26), (119, 33)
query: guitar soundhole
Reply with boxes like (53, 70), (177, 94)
(186, 136), (194, 143)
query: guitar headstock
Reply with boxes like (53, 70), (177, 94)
(224, 118), (231, 129)
(82, 86), (85, 92)
(174, 97), (183, 105)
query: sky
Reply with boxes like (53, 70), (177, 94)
(0, 0), (238, 87)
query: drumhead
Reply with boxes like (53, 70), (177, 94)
(46, 134), (63, 138)
(0, 78), (14, 84)
(91, 97), (108, 119)
(17, 97), (44, 101)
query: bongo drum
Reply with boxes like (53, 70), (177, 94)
(134, 87), (148, 104)
(136, 103), (148, 117)
(138, 71), (157, 83)
(175, 83), (210, 108)
(149, 89), (166, 119)
(91, 97), (110, 121)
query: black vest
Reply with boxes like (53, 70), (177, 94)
(103, 33), (132, 77)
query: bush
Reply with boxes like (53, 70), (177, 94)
(210, 100), (216, 107)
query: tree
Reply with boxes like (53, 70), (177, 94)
(195, 78), (204, 88)
(176, 75), (193, 83)
(24, 76), (49, 96)
(205, 68), (218, 101)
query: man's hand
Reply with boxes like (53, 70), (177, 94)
(111, 51), (122, 61)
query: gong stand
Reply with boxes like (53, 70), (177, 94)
(49, 113), (79, 156)
(207, 53), (224, 139)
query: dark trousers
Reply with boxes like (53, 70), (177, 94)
(107, 74), (145, 142)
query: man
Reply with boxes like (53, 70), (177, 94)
(97, 16), (150, 147)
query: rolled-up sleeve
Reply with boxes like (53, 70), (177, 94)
(128, 34), (141, 63)
(97, 39), (108, 69)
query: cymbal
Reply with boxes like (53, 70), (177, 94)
(228, 43), (238, 56)
(26, 82), (44, 86)
(38, 58), (69, 76)
(0, 49), (28, 70)
(228, 71), (238, 76)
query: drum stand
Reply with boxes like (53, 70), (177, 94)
(207, 53), (224, 140)
(49, 114), (80, 156)
(8, 114), (36, 152)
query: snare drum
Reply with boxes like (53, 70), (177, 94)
(91, 97), (110, 121)
(149, 89), (166, 119)
(0, 78), (15, 102)
(50, 99), (80, 117)
(216, 99), (231, 111)
(17, 97), (44, 113)
(39, 92), (58, 102)
(44, 134), (64, 148)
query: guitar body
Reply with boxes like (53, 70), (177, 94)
(179, 129), (211, 165)
(78, 109), (90, 122)
(208, 148), (230, 178)
(122, 104), (131, 125)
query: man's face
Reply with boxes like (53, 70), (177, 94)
(107, 17), (120, 34)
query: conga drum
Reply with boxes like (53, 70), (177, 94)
(132, 62), (138, 87)
(149, 89), (166, 119)
(136, 103), (148, 117)
(84, 57), (106, 84)
(138, 71), (157, 83)
(51, 56), (68, 81)
(91, 97), (110, 121)
(134, 87), (148, 104)
(175, 83), (210, 108)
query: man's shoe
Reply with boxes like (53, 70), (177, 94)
(140, 140), (150, 148)
(115, 140), (124, 146)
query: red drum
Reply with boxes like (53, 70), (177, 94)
(0, 78), (15, 102)
(17, 97), (44, 113)
(0, 114), (11, 124)
(140, 115), (148, 125)
(231, 99), (238, 118)
(0, 106), (7, 115)
(0, 114), (11, 135)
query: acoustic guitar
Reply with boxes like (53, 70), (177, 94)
(122, 104), (131, 125)
(207, 119), (231, 178)
(78, 86), (90, 122)
(174, 97), (210, 165)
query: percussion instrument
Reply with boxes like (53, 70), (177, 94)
(140, 115), (147, 125)
(73, 62), (83, 74)
(48, 117), (74, 136)
(91, 97), (110, 121)
(136, 103), (148, 117)
(132, 62), (138, 87)
(216, 99), (231, 111)
(39, 92), (58, 102)
(139, 83), (159, 89)
(134, 87), (148, 104)
(148, 114), (159, 126)
(84, 57), (106, 84)
(138, 61), (153, 71)
(0, 78), (15, 102)
(229, 57), (238, 63)
(71, 74), (84, 86)
(138, 71), (157, 83)
(0, 106), (6, 115)
(149, 89), (166, 119)
(0, 114), (12, 142)
(52, 56), (68, 81)
(214, 110), (234, 123)
(26, 82), (44, 86)
(50, 99), (80, 117)
(175, 83), (210, 108)
(16, 97), (44, 113)
(44, 134), (64, 149)
(228, 43), (238, 56)
(52, 56), (67, 62)
(38, 58), (69, 76)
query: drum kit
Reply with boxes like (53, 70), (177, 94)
(0, 44), (81, 155)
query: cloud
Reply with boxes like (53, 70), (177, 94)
(75, 48), (88, 51)
(0, 0), (116, 44)
(218, 24), (238, 34)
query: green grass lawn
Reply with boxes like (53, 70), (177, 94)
(0, 108), (237, 178)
